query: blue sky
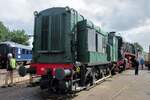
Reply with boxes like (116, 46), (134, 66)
(0, 0), (150, 51)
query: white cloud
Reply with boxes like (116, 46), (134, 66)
(122, 21), (150, 52)
(0, 0), (150, 51)
(0, 0), (86, 34)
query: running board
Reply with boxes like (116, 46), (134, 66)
(72, 86), (86, 92)
(72, 74), (111, 92)
(94, 75), (111, 84)
(86, 75), (111, 90)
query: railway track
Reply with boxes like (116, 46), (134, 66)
(0, 69), (126, 100)
(41, 73), (112, 100)
(0, 68), (111, 100)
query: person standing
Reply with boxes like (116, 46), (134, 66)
(140, 57), (144, 70)
(2, 53), (17, 88)
(133, 57), (139, 75)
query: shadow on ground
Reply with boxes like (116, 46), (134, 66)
(39, 90), (78, 100)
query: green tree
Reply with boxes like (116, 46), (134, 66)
(0, 21), (29, 45)
(0, 21), (9, 42)
(9, 30), (29, 45)
(133, 42), (143, 51)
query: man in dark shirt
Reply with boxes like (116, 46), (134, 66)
(133, 57), (139, 75)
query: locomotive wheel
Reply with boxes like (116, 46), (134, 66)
(99, 70), (103, 79)
(85, 73), (93, 88)
(106, 68), (110, 75)
(40, 78), (49, 89)
(92, 67), (101, 83)
(119, 66), (123, 73)
(48, 79), (71, 94)
(104, 69), (107, 76)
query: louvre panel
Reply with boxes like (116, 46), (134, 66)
(87, 29), (96, 52)
(97, 34), (103, 53)
(50, 15), (63, 51)
(41, 16), (49, 50)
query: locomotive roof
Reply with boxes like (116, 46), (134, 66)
(38, 7), (107, 36)
(38, 7), (64, 14)
(0, 41), (32, 50)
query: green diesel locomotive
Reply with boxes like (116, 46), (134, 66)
(19, 7), (136, 94)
